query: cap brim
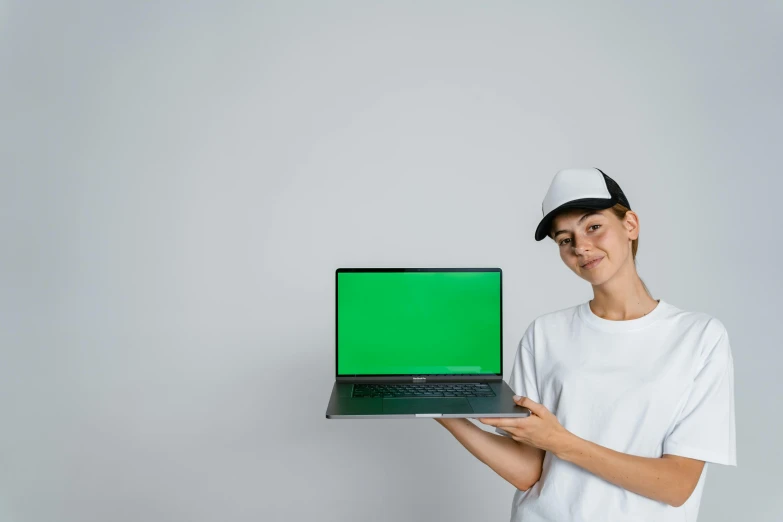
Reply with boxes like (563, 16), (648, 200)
(534, 197), (618, 242)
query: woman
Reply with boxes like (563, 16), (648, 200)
(435, 167), (736, 522)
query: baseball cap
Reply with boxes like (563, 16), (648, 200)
(534, 167), (632, 241)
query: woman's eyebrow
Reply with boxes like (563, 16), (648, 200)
(553, 210), (602, 238)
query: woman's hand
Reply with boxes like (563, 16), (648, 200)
(477, 396), (570, 453)
(433, 417), (468, 429)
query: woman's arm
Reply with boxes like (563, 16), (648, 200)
(479, 397), (707, 507)
(435, 418), (545, 491)
(555, 432), (705, 507)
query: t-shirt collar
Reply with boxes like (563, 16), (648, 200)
(579, 298), (667, 332)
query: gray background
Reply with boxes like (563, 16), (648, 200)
(1, 1), (780, 521)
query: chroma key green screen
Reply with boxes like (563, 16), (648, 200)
(336, 270), (501, 375)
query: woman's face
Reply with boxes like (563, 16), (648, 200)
(550, 208), (638, 284)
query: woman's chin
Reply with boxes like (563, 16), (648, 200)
(579, 265), (610, 283)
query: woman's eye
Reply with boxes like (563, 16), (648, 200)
(558, 225), (600, 246)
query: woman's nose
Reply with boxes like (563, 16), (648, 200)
(572, 237), (592, 251)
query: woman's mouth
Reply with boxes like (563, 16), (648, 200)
(582, 257), (603, 270)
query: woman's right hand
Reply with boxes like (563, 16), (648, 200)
(434, 417), (470, 430)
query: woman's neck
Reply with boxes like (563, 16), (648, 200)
(590, 272), (658, 321)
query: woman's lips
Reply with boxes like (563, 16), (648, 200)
(582, 257), (603, 270)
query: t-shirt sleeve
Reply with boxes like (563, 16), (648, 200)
(662, 321), (737, 466)
(495, 322), (540, 439)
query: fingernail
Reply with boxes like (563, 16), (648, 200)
(513, 395), (521, 400)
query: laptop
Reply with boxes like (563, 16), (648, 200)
(325, 267), (531, 419)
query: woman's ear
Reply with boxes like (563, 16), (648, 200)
(624, 211), (640, 240)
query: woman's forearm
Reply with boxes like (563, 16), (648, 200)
(554, 432), (693, 507)
(435, 418), (543, 490)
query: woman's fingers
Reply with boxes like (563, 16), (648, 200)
(514, 396), (548, 418)
(478, 417), (521, 433)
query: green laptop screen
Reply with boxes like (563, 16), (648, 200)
(337, 271), (501, 375)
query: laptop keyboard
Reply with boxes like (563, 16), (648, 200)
(352, 383), (495, 398)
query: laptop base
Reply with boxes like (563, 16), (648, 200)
(325, 380), (531, 419)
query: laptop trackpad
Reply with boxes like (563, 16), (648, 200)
(383, 398), (473, 414)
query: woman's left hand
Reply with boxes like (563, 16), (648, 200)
(478, 396), (570, 454)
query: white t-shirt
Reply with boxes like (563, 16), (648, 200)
(494, 298), (736, 522)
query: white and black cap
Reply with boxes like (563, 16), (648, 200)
(535, 167), (631, 241)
